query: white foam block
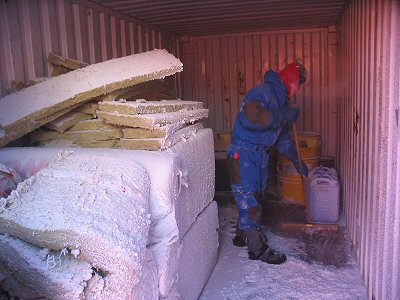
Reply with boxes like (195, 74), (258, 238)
(168, 128), (216, 237)
(177, 201), (219, 300)
(146, 128), (216, 297)
(149, 237), (181, 298)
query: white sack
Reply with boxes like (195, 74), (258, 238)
(0, 151), (151, 299)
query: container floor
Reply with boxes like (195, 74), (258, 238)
(214, 190), (349, 267)
(200, 191), (368, 299)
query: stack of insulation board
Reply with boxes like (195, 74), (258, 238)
(0, 151), (155, 299)
(29, 101), (122, 148)
(0, 127), (218, 300)
(0, 49), (183, 148)
(0, 47), (216, 299)
(98, 99), (208, 150)
(30, 99), (209, 151)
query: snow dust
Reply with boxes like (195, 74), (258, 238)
(200, 205), (368, 300)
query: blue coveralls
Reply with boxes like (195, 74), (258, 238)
(228, 71), (298, 230)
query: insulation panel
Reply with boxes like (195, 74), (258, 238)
(0, 49), (183, 147)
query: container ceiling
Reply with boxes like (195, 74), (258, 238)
(87, 0), (349, 36)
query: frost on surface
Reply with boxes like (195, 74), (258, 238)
(0, 234), (95, 299)
(0, 151), (151, 299)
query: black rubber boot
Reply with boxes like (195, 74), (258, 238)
(233, 225), (268, 247)
(232, 226), (246, 247)
(244, 227), (287, 265)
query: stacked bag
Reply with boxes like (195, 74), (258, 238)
(0, 152), (153, 299)
(0, 127), (218, 299)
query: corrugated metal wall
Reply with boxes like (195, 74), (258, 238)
(1, 1), (399, 297)
(180, 28), (338, 157)
(337, 0), (400, 299)
(0, 0), (177, 97)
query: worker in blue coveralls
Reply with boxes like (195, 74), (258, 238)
(227, 62), (308, 265)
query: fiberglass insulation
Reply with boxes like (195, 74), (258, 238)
(0, 151), (151, 299)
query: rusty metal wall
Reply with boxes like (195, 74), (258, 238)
(337, 0), (400, 299)
(0, 0), (177, 97)
(180, 28), (338, 156)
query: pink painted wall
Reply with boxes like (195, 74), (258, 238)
(337, 0), (400, 299)
(0, 0), (178, 97)
(180, 28), (338, 157)
(1, 1), (399, 298)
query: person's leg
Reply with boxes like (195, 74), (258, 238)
(233, 226), (246, 247)
(233, 192), (286, 264)
(228, 147), (286, 264)
(232, 192), (263, 247)
(227, 148), (262, 242)
(232, 148), (270, 246)
(242, 227), (287, 264)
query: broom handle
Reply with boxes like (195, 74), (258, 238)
(292, 118), (311, 223)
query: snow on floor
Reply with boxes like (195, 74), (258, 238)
(200, 203), (368, 300)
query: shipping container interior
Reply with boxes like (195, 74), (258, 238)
(0, 0), (399, 299)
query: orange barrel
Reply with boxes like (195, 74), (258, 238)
(277, 175), (306, 204)
(292, 131), (321, 159)
(277, 131), (321, 204)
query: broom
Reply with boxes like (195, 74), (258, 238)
(280, 105), (339, 232)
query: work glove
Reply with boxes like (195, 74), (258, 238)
(270, 107), (299, 127)
(292, 158), (308, 177)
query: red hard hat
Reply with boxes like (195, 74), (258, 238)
(279, 62), (307, 96)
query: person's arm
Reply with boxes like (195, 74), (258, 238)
(243, 100), (273, 126)
(237, 100), (273, 131)
(275, 128), (308, 177)
(240, 99), (300, 131)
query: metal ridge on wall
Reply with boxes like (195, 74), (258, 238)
(337, 0), (400, 299)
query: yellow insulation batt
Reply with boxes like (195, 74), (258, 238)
(0, 49), (183, 147)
